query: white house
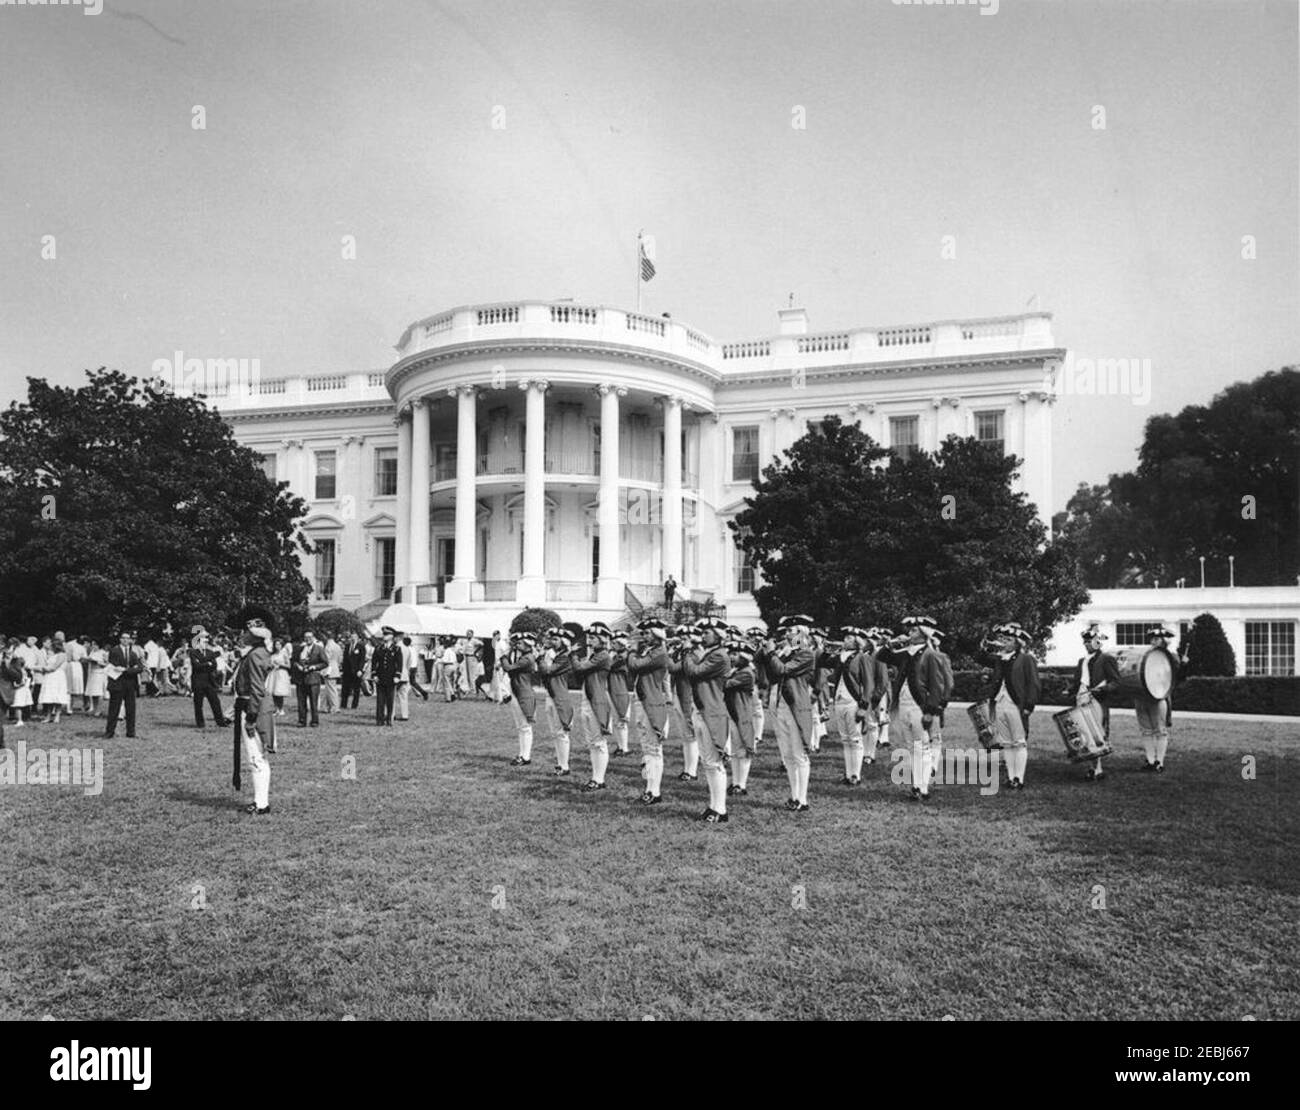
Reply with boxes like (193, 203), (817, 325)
(209, 298), (1064, 632)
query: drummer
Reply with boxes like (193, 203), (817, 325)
(1136, 625), (1179, 773)
(1070, 627), (1121, 780)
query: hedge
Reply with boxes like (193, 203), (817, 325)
(948, 671), (1299, 716)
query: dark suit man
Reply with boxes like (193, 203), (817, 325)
(104, 633), (145, 739)
(188, 628), (231, 728)
(341, 634), (367, 708)
(291, 631), (328, 726)
(371, 629), (405, 726)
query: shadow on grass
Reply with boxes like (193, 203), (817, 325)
(166, 784), (247, 811)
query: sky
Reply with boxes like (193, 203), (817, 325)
(1, 0), (1296, 511)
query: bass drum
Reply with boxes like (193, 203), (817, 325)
(1113, 646), (1174, 700)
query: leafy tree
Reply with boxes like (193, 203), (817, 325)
(732, 416), (1090, 667)
(1055, 367), (1299, 587)
(1181, 612), (1237, 676)
(509, 607), (561, 636)
(0, 370), (313, 640)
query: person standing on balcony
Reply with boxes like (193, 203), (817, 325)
(663, 575), (677, 611)
(536, 628), (576, 777)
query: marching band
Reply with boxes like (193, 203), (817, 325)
(496, 613), (1181, 821)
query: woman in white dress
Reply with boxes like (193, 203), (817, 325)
(10, 650), (33, 725)
(64, 635), (86, 712)
(84, 640), (109, 716)
(268, 638), (292, 715)
(39, 639), (71, 723)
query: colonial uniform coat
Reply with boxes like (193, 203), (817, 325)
(572, 648), (613, 735)
(763, 646), (815, 746)
(1069, 649), (1122, 739)
(627, 647), (669, 741)
(723, 663), (757, 753)
(536, 650), (575, 730)
(501, 648), (538, 721)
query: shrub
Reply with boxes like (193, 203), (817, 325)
(509, 607), (562, 637)
(950, 670), (1298, 715)
(314, 607), (367, 641)
(1181, 612), (1237, 677)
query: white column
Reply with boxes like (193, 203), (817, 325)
(409, 397), (431, 588)
(517, 380), (548, 604)
(395, 409), (412, 595)
(597, 384), (625, 606)
(446, 386), (477, 604)
(662, 394), (683, 583)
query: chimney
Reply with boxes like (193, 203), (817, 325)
(778, 299), (808, 335)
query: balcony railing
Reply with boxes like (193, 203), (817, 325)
(434, 461), (456, 482)
(415, 582), (444, 605)
(547, 581), (597, 603)
(546, 450), (597, 476)
(470, 580), (518, 602)
(477, 451), (525, 476)
(621, 456), (663, 483)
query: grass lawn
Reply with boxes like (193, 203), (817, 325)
(1, 695), (1295, 1021)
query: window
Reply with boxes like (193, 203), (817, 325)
(257, 453), (277, 481)
(314, 538), (336, 601)
(592, 535), (600, 582)
(373, 447), (397, 496)
(435, 443), (456, 482)
(314, 450), (336, 500)
(975, 410), (1005, 455)
(1245, 621), (1294, 676)
(1115, 621), (1158, 647)
(375, 537), (395, 599)
(890, 416), (919, 461)
(732, 425), (760, 482)
(734, 542), (755, 595)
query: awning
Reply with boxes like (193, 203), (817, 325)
(373, 604), (483, 637)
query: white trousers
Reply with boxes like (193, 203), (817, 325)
(242, 720), (270, 809)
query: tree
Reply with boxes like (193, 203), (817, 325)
(1181, 612), (1237, 676)
(0, 370), (313, 639)
(1055, 367), (1299, 587)
(509, 607), (561, 637)
(732, 416), (1090, 667)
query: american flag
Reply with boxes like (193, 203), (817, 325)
(639, 234), (656, 282)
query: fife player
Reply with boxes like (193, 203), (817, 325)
(681, 617), (733, 823)
(724, 638), (758, 797)
(761, 615), (816, 812)
(536, 627), (576, 777)
(627, 619), (671, 805)
(501, 632), (539, 767)
(572, 622), (615, 791)
(829, 626), (874, 786)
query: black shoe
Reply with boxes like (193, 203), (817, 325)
(910, 787), (921, 801)
(553, 766), (570, 777)
(840, 775), (853, 785)
(310, 721), (319, 728)
(677, 772), (697, 782)
(509, 756), (531, 767)
(699, 808), (729, 823)
(919, 792), (931, 803)
(243, 803), (270, 815)
(1141, 761), (1156, 772)
(784, 798), (800, 811)
(218, 719), (233, 728)
(797, 802), (810, 812)
(639, 791), (662, 805)
(582, 780), (607, 792)
(125, 734), (137, 739)
(1085, 768), (1103, 780)
(103, 733), (115, 740)
(1154, 762), (1164, 773)
(726, 785), (748, 796)
(1014, 779), (1025, 790)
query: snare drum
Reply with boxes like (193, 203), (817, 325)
(1113, 646), (1174, 700)
(1053, 704), (1112, 762)
(967, 701), (1001, 750)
